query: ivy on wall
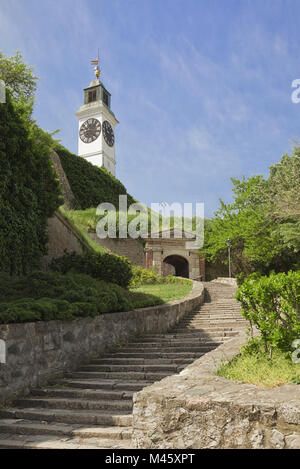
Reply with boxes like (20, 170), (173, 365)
(0, 91), (62, 275)
(55, 144), (136, 210)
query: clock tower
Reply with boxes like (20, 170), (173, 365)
(75, 58), (119, 176)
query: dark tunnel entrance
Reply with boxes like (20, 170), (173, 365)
(162, 255), (189, 278)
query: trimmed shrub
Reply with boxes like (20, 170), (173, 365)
(55, 144), (136, 210)
(0, 271), (134, 324)
(49, 251), (133, 288)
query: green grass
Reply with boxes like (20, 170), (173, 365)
(217, 342), (300, 387)
(62, 207), (199, 238)
(130, 281), (192, 303)
(59, 207), (106, 254)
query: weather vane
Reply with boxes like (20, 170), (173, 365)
(91, 48), (100, 79)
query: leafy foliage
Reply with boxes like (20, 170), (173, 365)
(0, 271), (192, 324)
(130, 266), (160, 287)
(0, 270), (165, 324)
(49, 250), (133, 288)
(202, 149), (300, 276)
(0, 50), (37, 101)
(0, 91), (62, 275)
(236, 271), (300, 352)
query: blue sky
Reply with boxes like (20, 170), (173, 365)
(1, 0), (300, 217)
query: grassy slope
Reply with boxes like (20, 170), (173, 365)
(131, 282), (193, 303)
(217, 346), (300, 387)
(63, 207), (198, 236)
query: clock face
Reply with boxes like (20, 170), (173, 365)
(79, 118), (101, 144)
(103, 120), (114, 147)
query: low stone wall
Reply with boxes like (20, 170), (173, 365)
(213, 277), (237, 287)
(0, 281), (204, 405)
(132, 334), (300, 449)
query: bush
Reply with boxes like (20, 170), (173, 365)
(130, 266), (192, 288)
(0, 271), (135, 324)
(55, 144), (136, 210)
(236, 270), (300, 352)
(130, 266), (160, 287)
(0, 269), (193, 324)
(49, 251), (133, 288)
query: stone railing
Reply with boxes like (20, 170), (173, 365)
(132, 334), (300, 449)
(0, 280), (204, 404)
(212, 277), (237, 287)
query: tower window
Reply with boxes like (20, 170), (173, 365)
(103, 91), (109, 106)
(88, 90), (97, 103)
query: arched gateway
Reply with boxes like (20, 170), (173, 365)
(163, 255), (189, 278)
(144, 228), (205, 281)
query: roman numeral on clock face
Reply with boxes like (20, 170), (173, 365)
(79, 118), (101, 143)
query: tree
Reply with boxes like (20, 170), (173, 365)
(263, 152), (300, 258)
(0, 50), (37, 101)
(202, 162), (300, 277)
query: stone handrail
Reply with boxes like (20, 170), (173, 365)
(132, 333), (300, 449)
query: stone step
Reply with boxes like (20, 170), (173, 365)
(185, 312), (242, 316)
(0, 419), (132, 440)
(0, 408), (132, 426)
(144, 326), (240, 334)
(91, 357), (193, 365)
(30, 387), (134, 401)
(136, 332), (238, 341)
(179, 320), (246, 325)
(14, 397), (133, 412)
(103, 351), (205, 360)
(123, 341), (221, 349)
(0, 434), (132, 449)
(181, 321), (244, 326)
(57, 379), (153, 392)
(185, 311), (242, 316)
(78, 364), (179, 373)
(172, 328), (242, 335)
(117, 345), (219, 354)
(189, 309), (242, 312)
(183, 309), (242, 313)
(65, 371), (175, 381)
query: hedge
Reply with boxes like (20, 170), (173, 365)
(49, 251), (133, 288)
(0, 270), (164, 324)
(54, 144), (136, 210)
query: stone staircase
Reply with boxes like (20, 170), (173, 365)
(0, 281), (246, 449)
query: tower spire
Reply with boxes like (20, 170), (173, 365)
(91, 49), (100, 79)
